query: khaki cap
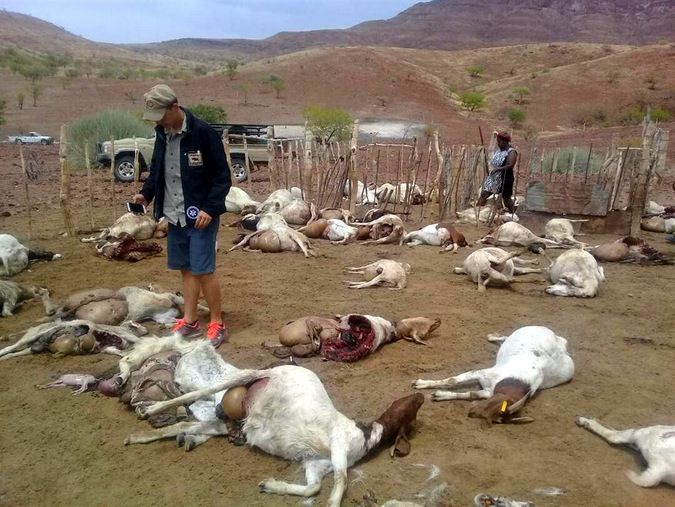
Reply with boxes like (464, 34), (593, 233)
(143, 84), (177, 121)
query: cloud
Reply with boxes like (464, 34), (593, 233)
(2, 0), (419, 44)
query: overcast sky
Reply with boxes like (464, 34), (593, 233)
(2, 0), (421, 44)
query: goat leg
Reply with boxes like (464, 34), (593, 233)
(138, 369), (272, 419)
(0, 349), (33, 361)
(431, 389), (491, 402)
(125, 420), (229, 446)
(259, 458), (333, 498)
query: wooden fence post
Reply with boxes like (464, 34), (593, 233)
(133, 136), (140, 192)
(59, 125), (75, 236)
(630, 121), (655, 236)
(109, 137), (117, 223)
(303, 129), (314, 202)
(84, 143), (95, 230)
(348, 120), (359, 213)
(19, 144), (33, 240)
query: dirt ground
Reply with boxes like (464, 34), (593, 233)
(1, 145), (675, 507)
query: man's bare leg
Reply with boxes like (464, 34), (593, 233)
(181, 270), (201, 323)
(198, 273), (222, 323)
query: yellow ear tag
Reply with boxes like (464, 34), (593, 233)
(500, 401), (508, 413)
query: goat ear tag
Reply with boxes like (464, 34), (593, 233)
(500, 401), (508, 413)
(187, 151), (203, 166)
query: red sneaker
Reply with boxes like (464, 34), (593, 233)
(206, 321), (229, 348)
(171, 318), (202, 338)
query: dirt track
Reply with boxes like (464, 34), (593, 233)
(1, 152), (675, 506)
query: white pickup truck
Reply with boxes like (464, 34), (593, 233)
(7, 132), (54, 145)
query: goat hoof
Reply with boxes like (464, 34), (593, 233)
(176, 433), (185, 447)
(185, 436), (196, 451)
(575, 416), (588, 427)
(259, 478), (277, 493)
(124, 436), (131, 446)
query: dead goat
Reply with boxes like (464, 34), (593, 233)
(136, 365), (424, 506)
(0, 320), (145, 361)
(0, 234), (61, 277)
(401, 223), (469, 253)
(0, 280), (51, 317)
(413, 326), (574, 423)
(453, 247), (542, 292)
(345, 259), (411, 290)
(576, 417), (675, 487)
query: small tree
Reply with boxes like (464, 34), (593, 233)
(302, 105), (353, 144)
(466, 65), (484, 78)
(28, 83), (42, 107)
(645, 75), (657, 90)
(508, 108), (527, 127)
(0, 96), (6, 126)
(270, 78), (286, 98)
(237, 82), (250, 105)
(225, 61), (239, 80)
(65, 67), (81, 80)
(459, 91), (485, 113)
(651, 108), (670, 122)
(193, 65), (209, 76)
(17, 92), (25, 110)
(60, 75), (72, 89)
(187, 103), (227, 123)
(511, 86), (531, 105)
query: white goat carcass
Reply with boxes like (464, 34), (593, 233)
(299, 219), (368, 244)
(135, 364), (424, 506)
(344, 180), (377, 204)
(359, 215), (406, 245)
(229, 223), (316, 257)
(81, 212), (164, 242)
(479, 222), (562, 248)
(545, 249), (604, 298)
(225, 187), (260, 214)
(413, 326), (574, 423)
(576, 417), (675, 487)
(375, 183), (423, 205)
(401, 223), (469, 253)
(453, 247), (541, 291)
(0, 234), (60, 276)
(543, 218), (587, 247)
(345, 259), (411, 290)
(257, 189), (294, 214)
(455, 207), (519, 224)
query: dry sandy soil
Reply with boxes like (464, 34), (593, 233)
(1, 143), (675, 507)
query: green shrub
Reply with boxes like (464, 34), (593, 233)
(186, 103), (227, 123)
(270, 78), (286, 98)
(508, 108), (527, 127)
(651, 108), (670, 122)
(302, 105), (353, 143)
(511, 86), (531, 105)
(459, 91), (485, 112)
(466, 65), (484, 78)
(572, 106), (610, 127)
(225, 61), (239, 80)
(622, 106), (645, 125)
(67, 110), (153, 170)
(98, 64), (117, 79)
(541, 147), (604, 175)
(0, 96), (6, 126)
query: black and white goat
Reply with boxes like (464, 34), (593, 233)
(134, 364), (424, 506)
(575, 417), (675, 487)
(413, 326), (574, 423)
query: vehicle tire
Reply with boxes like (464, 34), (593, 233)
(230, 157), (248, 183)
(40, 139), (48, 145)
(114, 155), (136, 183)
(15, 139), (23, 145)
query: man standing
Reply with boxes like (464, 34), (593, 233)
(133, 84), (231, 347)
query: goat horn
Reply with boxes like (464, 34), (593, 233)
(507, 391), (532, 414)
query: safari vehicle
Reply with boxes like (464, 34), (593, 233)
(96, 124), (276, 183)
(7, 132), (54, 145)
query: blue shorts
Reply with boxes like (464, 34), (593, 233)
(167, 217), (219, 275)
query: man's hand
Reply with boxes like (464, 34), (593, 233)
(133, 194), (148, 206)
(194, 210), (212, 230)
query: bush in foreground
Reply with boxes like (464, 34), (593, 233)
(67, 110), (153, 170)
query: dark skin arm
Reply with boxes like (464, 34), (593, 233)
(490, 151), (517, 174)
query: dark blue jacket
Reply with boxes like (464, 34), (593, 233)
(140, 108), (231, 223)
